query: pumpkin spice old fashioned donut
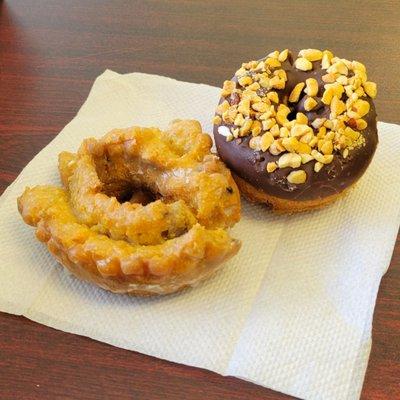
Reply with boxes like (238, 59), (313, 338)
(213, 49), (378, 212)
(18, 120), (241, 296)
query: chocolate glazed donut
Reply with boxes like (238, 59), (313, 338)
(213, 49), (378, 211)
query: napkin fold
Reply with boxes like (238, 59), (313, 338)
(1, 70), (399, 400)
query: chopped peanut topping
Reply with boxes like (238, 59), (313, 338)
(214, 49), (377, 184)
(266, 162), (277, 173)
(289, 82), (305, 103)
(304, 97), (318, 111)
(299, 49), (323, 62)
(287, 170), (307, 184)
(363, 81), (377, 98)
(295, 57), (313, 71)
(305, 78), (319, 97)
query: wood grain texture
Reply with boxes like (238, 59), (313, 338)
(0, 0), (399, 399)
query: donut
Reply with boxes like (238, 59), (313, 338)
(18, 120), (241, 296)
(213, 49), (378, 212)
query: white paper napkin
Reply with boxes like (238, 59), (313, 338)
(1, 70), (399, 400)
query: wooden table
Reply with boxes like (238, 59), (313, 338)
(1, 1), (399, 398)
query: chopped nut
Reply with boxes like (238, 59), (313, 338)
(278, 49), (289, 62)
(242, 89), (258, 100)
(344, 85), (353, 98)
(356, 119), (368, 130)
(291, 124), (313, 138)
(238, 98), (251, 116)
(251, 120), (262, 136)
(239, 119), (253, 136)
(297, 142), (311, 154)
(235, 67), (247, 76)
(270, 75), (285, 89)
(299, 131), (314, 144)
(255, 61), (265, 71)
(304, 97), (318, 111)
(267, 91), (279, 103)
(234, 113), (245, 127)
(243, 60), (258, 69)
(352, 99), (370, 117)
(317, 126), (327, 138)
(354, 69), (367, 83)
(294, 57), (313, 71)
(262, 118), (276, 131)
(238, 76), (253, 87)
(282, 137), (300, 152)
(355, 87), (365, 97)
(221, 80), (236, 97)
(321, 140), (333, 155)
(217, 125), (231, 137)
(260, 132), (274, 151)
(346, 118), (357, 130)
(267, 50), (280, 59)
(325, 130), (335, 140)
(269, 140), (285, 155)
(322, 73), (337, 83)
(321, 53), (331, 70)
(344, 126), (360, 140)
(265, 57), (281, 68)
(330, 96), (346, 117)
(324, 82), (344, 98)
(301, 153), (314, 164)
(296, 112), (308, 125)
(252, 102), (269, 113)
(284, 120), (295, 130)
(248, 82), (261, 91)
(287, 170), (307, 184)
(266, 161), (278, 173)
(363, 81), (377, 98)
(270, 124), (280, 137)
(222, 106), (238, 123)
(309, 136), (318, 147)
(336, 75), (348, 85)
(278, 153), (302, 168)
(275, 69), (288, 81)
(327, 61), (348, 75)
(311, 149), (333, 164)
(279, 126), (290, 138)
(249, 136), (261, 150)
(216, 100), (229, 115)
(352, 60), (366, 72)
(259, 76), (270, 88)
(311, 118), (326, 129)
(346, 110), (361, 120)
(289, 82), (305, 102)
(305, 78), (319, 97)
(212, 115), (222, 125)
(314, 161), (324, 172)
(298, 49), (323, 61)
(276, 104), (291, 125)
(321, 87), (334, 105)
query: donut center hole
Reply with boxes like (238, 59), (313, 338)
(94, 154), (161, 205)
(100, 180), (159, 205)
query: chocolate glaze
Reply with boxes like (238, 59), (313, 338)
(213, 54), (378, 201)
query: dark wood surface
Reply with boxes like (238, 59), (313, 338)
(0, 1), (399, 399)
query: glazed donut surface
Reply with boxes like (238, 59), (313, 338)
(18, 120), (241, 296)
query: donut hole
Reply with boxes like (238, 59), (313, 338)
(93, 156), (160, 205)
(101, 180), (158, 205)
